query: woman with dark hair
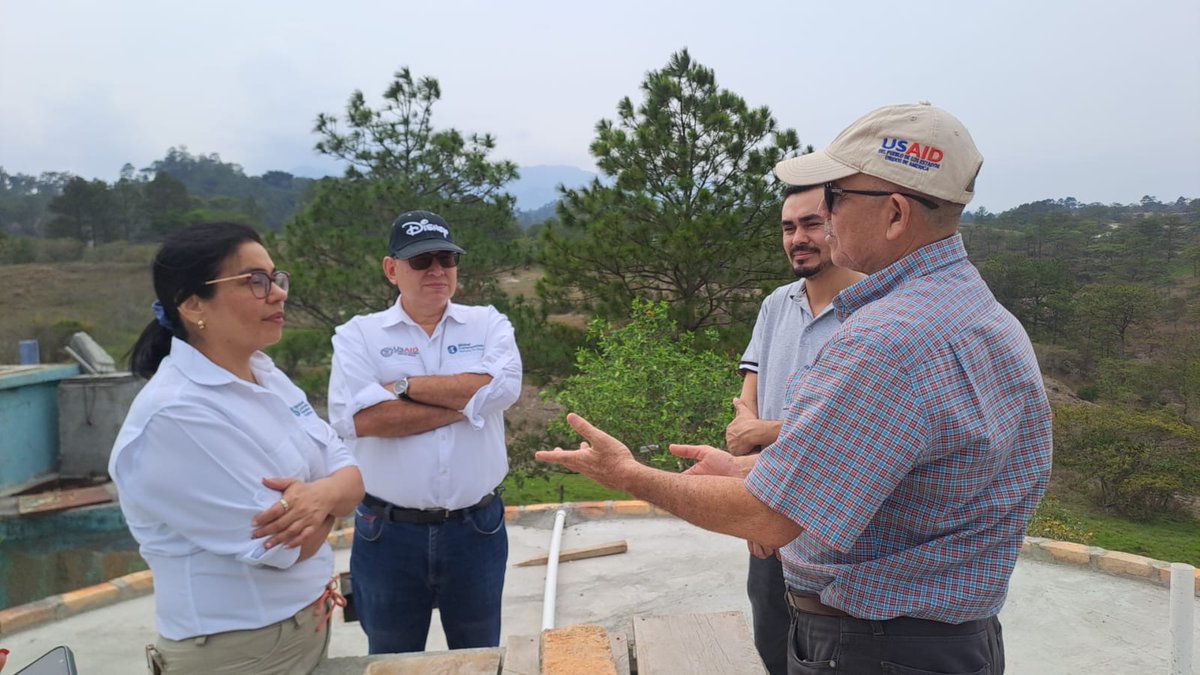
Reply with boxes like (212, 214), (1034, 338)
(110, 222), (364, 675)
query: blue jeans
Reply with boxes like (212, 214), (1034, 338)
(350, 495), (508, 654)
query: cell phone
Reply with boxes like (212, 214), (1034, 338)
(13, 646), (78, 675)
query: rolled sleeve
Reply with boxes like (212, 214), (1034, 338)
(745, 332), (928, 553)
(329, 322), (394, 439)
(120, 407), (306, 569)
(459, 311), (523, 429)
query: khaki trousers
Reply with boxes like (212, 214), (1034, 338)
(147, 600), (330, 674)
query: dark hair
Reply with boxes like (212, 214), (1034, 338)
(782, 184), (821, 199)
(128, 222), (263, 378)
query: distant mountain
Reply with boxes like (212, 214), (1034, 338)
(508, 165), (597, 211)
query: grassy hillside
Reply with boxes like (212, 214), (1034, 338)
(0, 262), (155, 364)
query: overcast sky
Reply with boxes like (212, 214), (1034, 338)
(1, 0), (1197, 212)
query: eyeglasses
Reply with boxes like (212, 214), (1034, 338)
(823, 183), (940, 213)
(405, 251), (460, 270)
(205, 270), (290, 299)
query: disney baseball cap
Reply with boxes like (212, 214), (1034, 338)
(388, 210), (466, 259)
(775, 102), (983, 205)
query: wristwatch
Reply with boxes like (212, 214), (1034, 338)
(392, 376), (410, 399)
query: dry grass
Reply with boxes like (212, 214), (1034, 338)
(0, 262), (154, 364)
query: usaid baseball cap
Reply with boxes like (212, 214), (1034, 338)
(388, 210), (466, 259)
(775, 102), (983, 205)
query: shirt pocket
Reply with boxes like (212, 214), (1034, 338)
(263, 423), (315, 481)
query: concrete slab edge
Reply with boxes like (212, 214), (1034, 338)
(2, 501), (1196, 638)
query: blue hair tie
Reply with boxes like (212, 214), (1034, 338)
(152, 300), (175, 331)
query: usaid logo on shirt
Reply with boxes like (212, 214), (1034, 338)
(447, 343), (484, 355)
(380, 346), (420, 358)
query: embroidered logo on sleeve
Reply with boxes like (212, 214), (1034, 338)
(290, 401), (315, 417)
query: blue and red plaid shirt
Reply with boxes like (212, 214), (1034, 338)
(745, 234), (1052, 623)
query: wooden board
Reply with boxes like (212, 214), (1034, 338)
(17, 485), (113, 515)
(632, 611), (766, 675)
(503, 632), (630, 675)
(542, 624), (617, 675)
(514, 540), (628, 567)
(363, 648), (501, 675)
(501, 634), (539, 675)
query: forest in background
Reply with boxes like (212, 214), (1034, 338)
(1, 51), (1198, 562)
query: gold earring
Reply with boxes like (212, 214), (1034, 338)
(197, 319), (206, 331)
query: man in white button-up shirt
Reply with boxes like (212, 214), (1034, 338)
(328, 210), (523, 654)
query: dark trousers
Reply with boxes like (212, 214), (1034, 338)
(787, 608), (1004, 674)
(748, 554), (790, 675)
(350, 496), (508, 654)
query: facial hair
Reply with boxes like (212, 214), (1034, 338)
(790, 245), (829, 278)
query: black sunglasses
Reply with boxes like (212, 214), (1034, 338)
(405, 251), (460, 270)
(824, 183), (939, 212)
(205, 270), (290, 299)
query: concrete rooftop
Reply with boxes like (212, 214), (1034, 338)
(1, 512), (1197, 674)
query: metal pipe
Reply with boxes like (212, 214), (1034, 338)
(541, 508), (568, 631)
(1169, 562), (1195, 675)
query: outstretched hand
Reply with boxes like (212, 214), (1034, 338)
(534, 413), (640, 490)
(670, 443), (743, 478)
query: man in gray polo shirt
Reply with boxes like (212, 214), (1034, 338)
(724, 183), (863, 675)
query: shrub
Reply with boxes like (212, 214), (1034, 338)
(1027, 495), (1093, 543)
(548, 299), (739, 471)
(1053, 403), (1200, 520)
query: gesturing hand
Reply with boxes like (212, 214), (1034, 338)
(534, 413), (640, 490)
(670, 443), (743, 478)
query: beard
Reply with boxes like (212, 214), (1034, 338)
(790, 246), (829, 278)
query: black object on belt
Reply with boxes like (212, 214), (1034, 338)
(362, 490), (499, 524)
(785, 589), (851, 618)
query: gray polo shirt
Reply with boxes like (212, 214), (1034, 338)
(739, 279), (844, 421)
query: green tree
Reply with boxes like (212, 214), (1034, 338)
(1054, 403), (1200, 519)
(978, 253), (1076, 338)
(1071, 284), (1162, 356)
(539, 49), (802, 332)
(143, 172), (192, 237)
(277, 67), (521, 331)
(46, 177), (118, 244)
(549, 300), (739, 470)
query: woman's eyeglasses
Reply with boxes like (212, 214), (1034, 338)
(405, 251), (460, 270)
(205, 270), (290, 299)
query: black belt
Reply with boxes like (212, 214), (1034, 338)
(362, 489), (499, 524)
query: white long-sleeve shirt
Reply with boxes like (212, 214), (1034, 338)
(109, 338), (357, 640)
(328, 299), (522, 510)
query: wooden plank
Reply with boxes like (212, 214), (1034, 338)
(632, 611), (766, 675)
(514, 540), (628, 567)
(609, 631), (631, 675)
(363, 648), (501, 675)
(17, 485), (113, 515)
(542, 624), (618, 675)
(500, 634), (539, 675)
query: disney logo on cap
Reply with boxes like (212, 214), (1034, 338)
(403, 218), (450, 238)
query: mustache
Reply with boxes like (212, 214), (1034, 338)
(789, 245), (820, 255)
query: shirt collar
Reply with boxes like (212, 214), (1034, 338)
(382, 297), (468, 328)
(167, 337), (275, 387)
(834, 234), (968, 321)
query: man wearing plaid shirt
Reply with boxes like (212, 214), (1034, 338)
(538, 102), (1051, 674)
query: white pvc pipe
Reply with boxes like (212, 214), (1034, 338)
(1169, 562), (1195, 675)
(541, 508), (568, 631)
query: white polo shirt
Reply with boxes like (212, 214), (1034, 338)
(328, 298), (522, 510)
(109, 338), (357, 640)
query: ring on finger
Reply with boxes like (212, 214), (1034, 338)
(279, 498), (290, 513)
